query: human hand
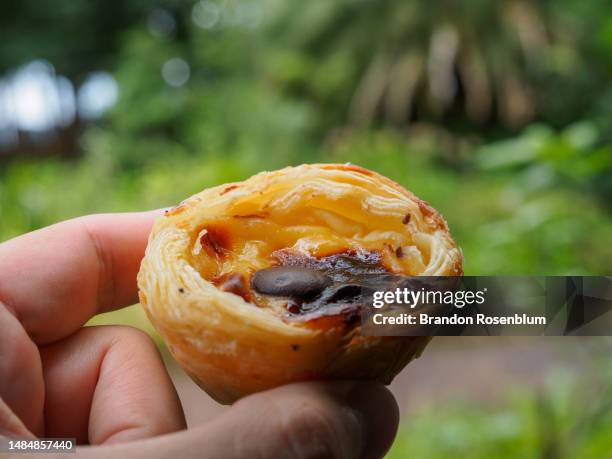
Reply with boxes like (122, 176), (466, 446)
(0, 212), (399, 458)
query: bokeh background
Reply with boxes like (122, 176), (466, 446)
(1, 1), (612, 457)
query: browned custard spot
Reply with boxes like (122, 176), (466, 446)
(417, 199), (447, 230)
(221, 184), (239, 195)
(165, 202), (188, 216)
(324, 163), (375, 177)
(199, 226), (230, 258)
(213, 273), (251, 302)
(232, 212), (269, 219)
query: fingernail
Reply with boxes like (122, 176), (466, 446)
(343, 383), (399, 459)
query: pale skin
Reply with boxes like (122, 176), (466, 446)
(0, 211), (399, 459)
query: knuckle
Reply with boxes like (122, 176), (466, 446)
(280, 400), (347, 459)
(76, 215), (115, 308)
(2, 331), (39, 380)
(106, 325), (157, 349)
(0, 307), (39, 382)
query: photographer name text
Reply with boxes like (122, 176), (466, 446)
(371, 312), (547, 326)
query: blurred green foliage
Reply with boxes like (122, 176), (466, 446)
(389, 363), (612, 459)
(0, 1), (157, 77)
(265, 0), (612, 131)
(2, 127), (611, 274)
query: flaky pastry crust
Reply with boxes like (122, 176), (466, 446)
(138, 163), (462, 403)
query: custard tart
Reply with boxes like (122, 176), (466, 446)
(137, 164), (462, 403)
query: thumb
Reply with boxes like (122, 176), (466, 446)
(199, 381), (399, 459)
(39, 381), (399, 459)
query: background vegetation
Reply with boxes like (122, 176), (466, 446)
(1, 0), (611, 456)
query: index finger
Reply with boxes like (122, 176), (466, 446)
(0, 211), (160, 344)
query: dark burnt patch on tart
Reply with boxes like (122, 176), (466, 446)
(273, 249), (387, 279)
(250, 249), (393, 324)
(251, 266), (331, 299)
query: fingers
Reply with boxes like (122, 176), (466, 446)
(0, 301), (45, 436)
(17, 381), (398, 458)
(0, 211), (159, 344)
(0, 397), (35, 438)
(40, 325), (186, 444)
(212, 381), (400, 459)
(60, 381), (398, 459)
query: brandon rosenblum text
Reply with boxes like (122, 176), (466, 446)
(371, 313), (547, 326)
